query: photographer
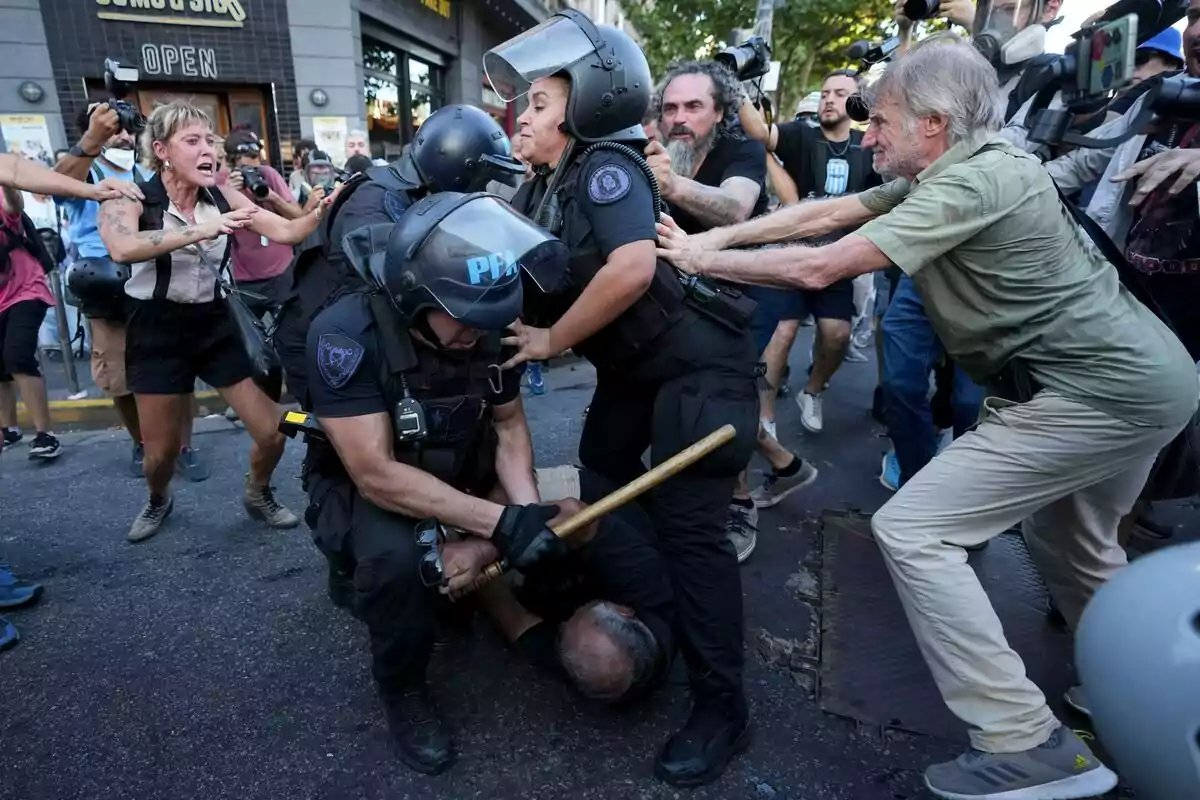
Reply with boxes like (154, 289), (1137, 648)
(739, 70), (883, 436)
(657, 35), (1198, 798)
(54, 103), (211, 479)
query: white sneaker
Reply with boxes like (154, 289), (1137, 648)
(760, 419), (777, 440)
(843, 345), (869, 363)
(797, 391), (823, 433)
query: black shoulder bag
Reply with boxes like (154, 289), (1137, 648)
(1057, 186), (1200, 501)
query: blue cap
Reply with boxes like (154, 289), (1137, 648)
(1138, 27), (1184, 63)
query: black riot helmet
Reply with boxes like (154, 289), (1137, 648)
(339, 192), (569, 332)
(396, 104), (526, 193)
(64, 258), (130, 307)
(484, 9), (652, 143)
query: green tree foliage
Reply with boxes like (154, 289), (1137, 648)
(624, 0), (896, 116)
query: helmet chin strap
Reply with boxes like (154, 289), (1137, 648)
(412, 310), (449, 352)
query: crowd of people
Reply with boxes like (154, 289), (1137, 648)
(2, 1), (1199, 798)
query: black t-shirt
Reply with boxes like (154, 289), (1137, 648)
(666, 134), (768, 235)
(306, 292), (522, 421)
(1124, 122), (1200, 360)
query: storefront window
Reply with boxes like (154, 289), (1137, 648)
(362, 37), (444, 160)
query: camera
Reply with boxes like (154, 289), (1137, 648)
(715, 36), (772, 81)
(902, 0), (941, 21)
(98, 58), (147, 136)
(237, 166), (270, 200)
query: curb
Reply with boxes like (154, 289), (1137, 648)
(17, 390), (231, 433)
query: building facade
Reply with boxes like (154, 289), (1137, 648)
(0, 0), (549, 172)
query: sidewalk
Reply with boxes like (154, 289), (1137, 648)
(22, 349), (587, 433)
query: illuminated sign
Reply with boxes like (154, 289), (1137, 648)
(95, 0), (247, 29)
(140, 44), (218, 78)
(419, 0), (451, 19)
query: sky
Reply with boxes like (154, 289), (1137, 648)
(1044, 0), (1189, 53)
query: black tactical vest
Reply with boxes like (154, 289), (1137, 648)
(306, 292), (503, 495)
(275, 166), (424, 408)
(512, 152), (686, 371)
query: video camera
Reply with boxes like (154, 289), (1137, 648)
(237, 166), (270, 200)
(716, 36), (773, 81)
(1022, 0), (1195, 149)
(843, 36), (904, 123)
(96, 59), (147, 136)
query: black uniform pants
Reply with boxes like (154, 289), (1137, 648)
(305, 475), (437, 689)
(578, 310), (759, 708)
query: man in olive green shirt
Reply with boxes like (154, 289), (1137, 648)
(658, 34), (1197, 800)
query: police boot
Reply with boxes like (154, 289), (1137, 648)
(379, 684), (455, 775)
(653, 693), (751, 787)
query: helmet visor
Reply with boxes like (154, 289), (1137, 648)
(340, 223), (395, 287)
(412, 194), (569, 326)
(483, 16), (597, 102)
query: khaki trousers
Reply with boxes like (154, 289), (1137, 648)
(871, 390), (1183, 752)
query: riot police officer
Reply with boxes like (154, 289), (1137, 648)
(299, 191), (571, 775)
(485, 11), (760, 786)
(274, 105), (526, 406)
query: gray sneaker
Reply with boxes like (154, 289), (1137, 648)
(128, 494), (174, 543)
(924, 727), (1117, 799)
(244, 479), (300, 529)
(727, 502), (758, 563)
(175, 447), (211, 483)
(750, 457), (819, 509)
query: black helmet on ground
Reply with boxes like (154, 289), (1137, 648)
(395, 104), (526, 193)
(339, 192), (569, 331)
(483, 9), (652, 143)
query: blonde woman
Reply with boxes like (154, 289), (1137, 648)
(99, 101), (337, 543)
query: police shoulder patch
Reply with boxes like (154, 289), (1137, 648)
(383, 190), (410, 222)
(587, 163), (632, 205)
(317, 333), (366, 390)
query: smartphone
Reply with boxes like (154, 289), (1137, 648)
(1078, 14), (1138, 99)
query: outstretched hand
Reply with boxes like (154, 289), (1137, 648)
(500, 320), (562, 370)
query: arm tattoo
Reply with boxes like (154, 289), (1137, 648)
(670, 179), (751, 228)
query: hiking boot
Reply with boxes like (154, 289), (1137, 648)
(751, 456), (818, 509)
(28, 432), (62, 460)
(654, 696), (751, 787)
(0, 566), (43, 609)
(128, 494), (174, 543)
(175, 446), (211, 483)
(244, 478), (300, 529)
(924, 726), (1117, 799)
(726, 502), (758, 564)
(380, 684), (455, 775)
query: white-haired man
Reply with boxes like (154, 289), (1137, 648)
(656, 34), (1197, 799)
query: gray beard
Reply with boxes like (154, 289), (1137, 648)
(665, 128), (717, 178)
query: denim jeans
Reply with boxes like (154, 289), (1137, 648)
(881, 275), (984, 486)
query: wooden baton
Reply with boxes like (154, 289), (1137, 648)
(449, 423), (738, 600)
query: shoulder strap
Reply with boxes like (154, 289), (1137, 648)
(1055, 185), (1177, 335)
(203, 185), (234, 273)
(366, 291), (419, 376)
(88, 164), (105, 185)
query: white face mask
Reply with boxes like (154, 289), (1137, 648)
(103, 147), (136, 171)
(1000, 23), (1048, 65)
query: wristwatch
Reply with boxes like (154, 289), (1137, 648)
(69, 142), (100, 159)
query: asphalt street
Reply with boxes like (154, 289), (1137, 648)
(1, 333), (1191, 800)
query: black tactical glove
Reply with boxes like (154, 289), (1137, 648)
(492, 503), (568, 573)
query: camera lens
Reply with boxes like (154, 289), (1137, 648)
(902, 0), (940, 20)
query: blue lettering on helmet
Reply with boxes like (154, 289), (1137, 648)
(467, 251), (519, 284)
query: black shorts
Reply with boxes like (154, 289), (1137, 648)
(0, 299), (49, 381)
(745, 279), (855, 354)
(126, 298), (255, 395)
